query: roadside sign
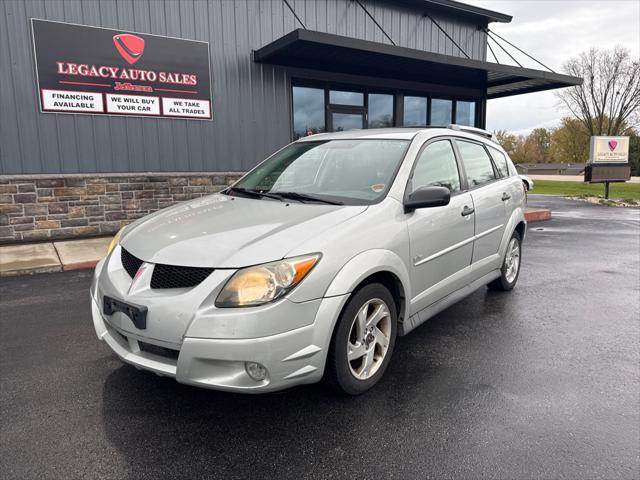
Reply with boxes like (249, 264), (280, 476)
(585, 136), (631, 198)
(589, 136), (629, 164)
(31, 19), (212, 120)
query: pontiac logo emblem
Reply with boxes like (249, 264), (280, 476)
(133, 266), (146, 283)
(113, 33), (145, 65)
(608, 140), (618, 151)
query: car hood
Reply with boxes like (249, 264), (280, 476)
(120, 194), (368, 268)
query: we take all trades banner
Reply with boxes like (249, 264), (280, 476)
(31, 19), (212, 120)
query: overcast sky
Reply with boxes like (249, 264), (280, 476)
(466, 0), (640, 134)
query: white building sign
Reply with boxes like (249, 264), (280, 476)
(589, 136), (629, 164)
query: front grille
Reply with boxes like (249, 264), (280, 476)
(139, 341), (180, 360)
(121, 247), (212, 289)
(121, 248), (144, 278)
(150, 264), (214, 289)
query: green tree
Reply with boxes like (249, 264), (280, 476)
(494, 130), (518, 158)
(529, 128), (552, 163)
(549, 117), (590, 163)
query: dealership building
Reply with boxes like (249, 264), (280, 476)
(0, 0), (581, 243)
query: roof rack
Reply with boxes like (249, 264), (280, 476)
(448, 124), (494, 141)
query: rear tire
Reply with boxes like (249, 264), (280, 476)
(325, 283), (397, 395)
(488, 230), (522, 291)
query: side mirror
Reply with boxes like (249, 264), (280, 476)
(404, 186), (451, 212)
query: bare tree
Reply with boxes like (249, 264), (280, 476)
(556, 46), (640, 136)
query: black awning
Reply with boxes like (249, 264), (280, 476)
(253, 30), (582, 99)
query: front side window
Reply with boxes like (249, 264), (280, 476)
(456, 140), (496, 187)
(410, 140), (461, 193)
(403, 96), (427, 126)
(488, 146), (510, 178)
(293, 86), (325, 139)
(233, 139), (410, 205)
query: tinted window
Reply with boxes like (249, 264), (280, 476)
(293, 86), (325, 140)
(410, 140), (461, 193)
(456, 141), (496, 187)
(456, 101), (475, 127)
(430, 98), (452, 126)
(403, 96), (427, 126)
(332, 113), (363, 132)
(330, 90), (364, 106)
(488, 146), (510, 178)
(368, 93), (393, 128)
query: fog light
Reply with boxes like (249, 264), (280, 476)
(245, 361), (268, 381)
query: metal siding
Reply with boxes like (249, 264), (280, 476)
(1, 0), (486, 174)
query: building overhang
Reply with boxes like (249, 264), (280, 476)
(253, 29), (583, 99)
(396, 0), (512, 24)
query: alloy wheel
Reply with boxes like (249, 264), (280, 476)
(346, 298), (392, 380)
(504, 237), (521, 283)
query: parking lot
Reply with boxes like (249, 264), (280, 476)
(1, 196), (639, 480)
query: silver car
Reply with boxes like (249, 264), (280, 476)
(91, 126), (526, 395)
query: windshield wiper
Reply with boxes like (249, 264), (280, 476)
(225, 186), (283, 201)
(270, 191), (344, 205)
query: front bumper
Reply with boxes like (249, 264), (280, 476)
(91, 254), (348, 393)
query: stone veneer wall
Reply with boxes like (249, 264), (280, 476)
(0, 173), (243, 244)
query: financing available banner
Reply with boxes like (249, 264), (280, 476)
(31, 19), (212, 120)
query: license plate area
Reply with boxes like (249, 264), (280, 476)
(103, 295), (147, 330)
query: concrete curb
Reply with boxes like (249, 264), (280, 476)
(0, 237), (110, 277)
(0, 265), (63, 277)
(63, 260), (100, 271)
(525, 208), (552, 222)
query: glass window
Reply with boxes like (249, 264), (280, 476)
(292, 86), (325, 140)
(368, 93), (393, 128)
(403, 96), (427, 126)
(456, 140), (496, 187)
(488, 146), (510, 178)
(233, 139), (410, 205)
(430, 98), (453, 126)
(410, 140), (460, 193)
(332, 113), (363, 132)
(456, 101), (475, 126)
(330, 90), (364, 106)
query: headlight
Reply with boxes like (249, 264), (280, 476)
(106, 226), (126, 256)
(215, 254), (321, 307)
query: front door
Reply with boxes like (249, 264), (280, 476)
(406, 139), (475, 314)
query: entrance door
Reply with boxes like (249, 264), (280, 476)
(329, 108), (364, 132)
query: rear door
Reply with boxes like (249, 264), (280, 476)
(405, 138), (475, 311)
(454, 139), (507, 270)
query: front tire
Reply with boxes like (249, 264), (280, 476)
(488, 230), (522, 291)
(325, 283), (397, 395)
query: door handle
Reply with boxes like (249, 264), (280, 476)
(501, 192), (511, 201)
(461, 206), (475, 216)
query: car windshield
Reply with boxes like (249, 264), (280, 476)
(228, 139), (410, 205)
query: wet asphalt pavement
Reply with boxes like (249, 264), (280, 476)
(1, 196), (639, 480)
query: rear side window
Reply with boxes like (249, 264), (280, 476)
(410, 140), (461, 193)
(489, 146), (511, 178)
(456, 140), (496, 188)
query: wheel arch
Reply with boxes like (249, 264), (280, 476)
(324, 249), (410, 325)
